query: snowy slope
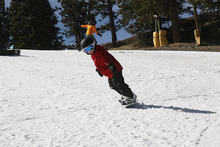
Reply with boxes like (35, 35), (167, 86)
(0, 50), (220, 147)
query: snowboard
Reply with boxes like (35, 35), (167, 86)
(123, 102), (137, 108)
(119, 99), (137, 108)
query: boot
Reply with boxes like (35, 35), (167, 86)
(119, 93), (137, 106)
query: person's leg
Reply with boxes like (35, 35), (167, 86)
(108, 78), (121, 94)
(110, 71), (133, 98)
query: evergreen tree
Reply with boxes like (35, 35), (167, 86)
(187, 0), (220, 29)
(117, 0), (166, 34)
(9, 0), (63, 49)
(0, 0), (10, 50)
(117, 0), (185, 43)
(96, 0), (118, 46)
(186, 0), (220, 43)
(57, 0), (96, 49)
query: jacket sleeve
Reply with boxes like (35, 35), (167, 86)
(93, 25), (98, 34)
(81, 25), (88, 28)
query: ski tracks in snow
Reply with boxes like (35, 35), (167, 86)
(0, 50), (220, 146)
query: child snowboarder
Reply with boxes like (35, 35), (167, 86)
(81, 21), (102, 40)
(80, 37), (137, 107)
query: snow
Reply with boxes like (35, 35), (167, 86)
(0, 50), (220, 147)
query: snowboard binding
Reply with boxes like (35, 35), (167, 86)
(119, 94), (137, 108)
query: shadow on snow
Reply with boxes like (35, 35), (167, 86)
(129, 103), (216, 114)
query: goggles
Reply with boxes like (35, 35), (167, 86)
(83, 41), (96, 53)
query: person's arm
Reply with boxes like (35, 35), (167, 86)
(81, 25), (88, 28)
(93, 26), (102, 37)
(96, 69), (103, 77)
(108, 62), (117, 74)
(97, 33), (102, 37)
(101, 47), (117, 73)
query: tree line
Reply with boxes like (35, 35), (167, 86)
(1, 0), (220, 50)
(0, 0), (63, 50)
(58, 0), (220, 48)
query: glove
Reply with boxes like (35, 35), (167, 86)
(108, 62), (117, 74)
(98, 33), (102, 37)
(96, 69), (103, 77)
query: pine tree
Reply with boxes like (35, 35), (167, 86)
(9, 0), (63, 49)
(96, 0), (118, 47)
(117, 0), (168, 34)
(116, 0), (136, 33)
(186, 0), (220, 44)
(117, 0), (185, 43)
(0, 0), (10, 50)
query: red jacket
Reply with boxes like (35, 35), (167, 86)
(91, 45), (123, 79)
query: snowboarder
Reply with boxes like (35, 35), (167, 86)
(81, 21), (102, 41)
(80, 37), (137, 107)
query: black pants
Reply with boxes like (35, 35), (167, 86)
(108, 71), (133, 98)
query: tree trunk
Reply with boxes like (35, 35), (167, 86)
(169, 0), (181, 43)
(107, 0), (117, 47)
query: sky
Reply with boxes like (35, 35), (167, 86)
(5, 0), (132, 46)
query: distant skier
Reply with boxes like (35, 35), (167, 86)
(80, 37), (137, 107)
(81, 21), (102, 41)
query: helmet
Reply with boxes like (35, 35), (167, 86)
(80, 37), (96, 49)
(88, 20), (97, 25)
(88, 21), (93, 25)
(80, 37), (96, 54)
